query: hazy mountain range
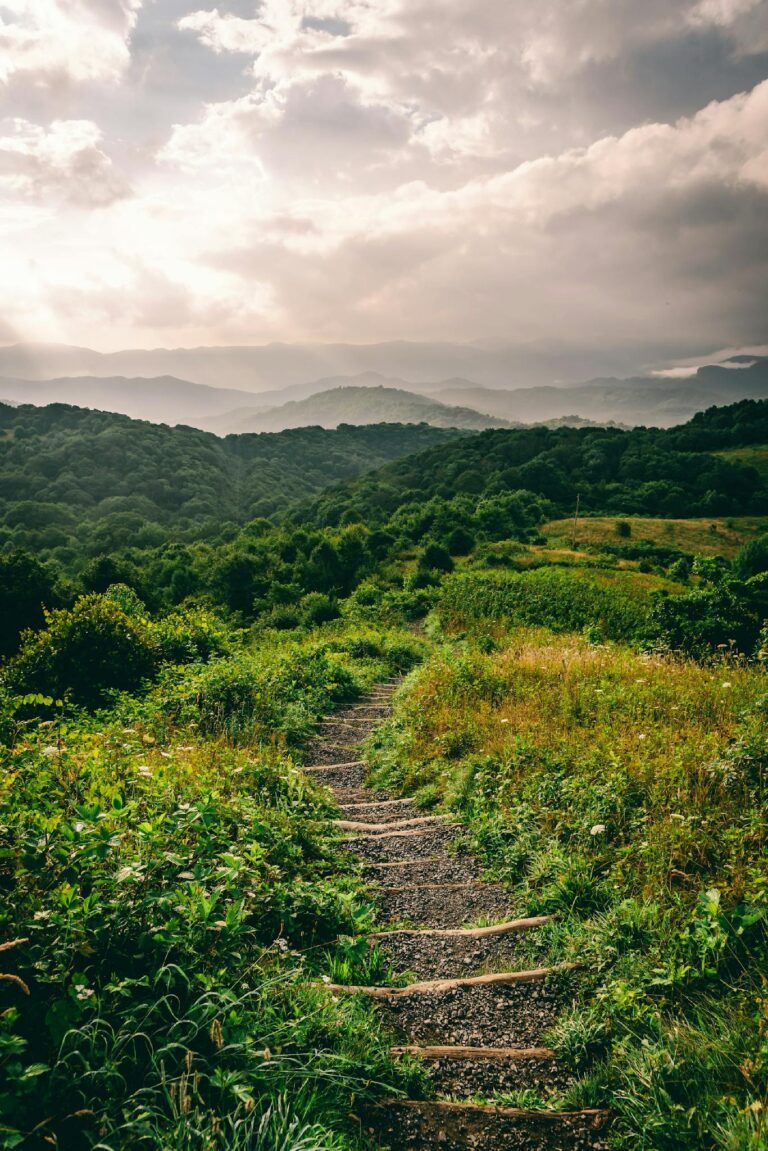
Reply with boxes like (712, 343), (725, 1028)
(0, 341), (660, 392)
(0, 343), (766, 433)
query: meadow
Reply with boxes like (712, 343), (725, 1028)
(3, 399), (768, 1149)
(367, 620), (768, 1148)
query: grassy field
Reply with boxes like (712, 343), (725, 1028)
(541, 515), (768, 558)
(367, 623), (768, 1149)
(716, 445), (768, 480)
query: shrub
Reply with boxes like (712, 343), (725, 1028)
(418, 542), (454, 574)
(647, 582), (762, 658)
(734, 533), (768, 579)
(300, 592), (340, 626)
(6, 593), (161, 707)
(445, 527), (476, 556)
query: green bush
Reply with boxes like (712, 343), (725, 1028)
(6, 593), (161, 707)
(5, 588), (232, 708)
(648, 582), (762, 658)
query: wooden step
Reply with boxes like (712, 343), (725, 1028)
(303, 759), (364, 771)
(367, 1099), (609, 1150)
(376, 880), (483, 893)
(340, 798), (413, 811)
(391, 1044), (555, 1060)
(370, 915), (553, 939)
(344, 824), (458, 842)
(317, 962), (579, 999)
(335, 814), (447, 832)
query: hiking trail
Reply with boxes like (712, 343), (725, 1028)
(303, 679), (609, 1150)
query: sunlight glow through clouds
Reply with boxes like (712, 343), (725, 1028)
(0, 0), (765, 355)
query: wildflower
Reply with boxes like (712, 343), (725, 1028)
(499, 718), (510, 724)
(41, 745), (59, 757)
(137, 765), (152, 778)
(638, 733), (646, 741)
(590, 824), (606, 836)
(721, 681), (732, 689)
(75, 986), (95, 1000)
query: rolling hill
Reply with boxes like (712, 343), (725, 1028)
(431, 357), (768, 426)
(0, 375), (261, 427)
(2, 349), (766, 431)
(198, 385), (515, 434)
(0, 402), (464, 558)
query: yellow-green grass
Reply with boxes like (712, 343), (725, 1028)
(716, 444), (768, 479)
(377, 631), (765, 904)
(542, 515), (768, 558)
(369, 633), (768, 1147)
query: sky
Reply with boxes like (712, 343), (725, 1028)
(0, 0), (767, 364)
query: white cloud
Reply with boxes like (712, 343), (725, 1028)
(0, 117), (128, 205)
(689, 0), (763, 27)
(1, 0), (767, 352)
(0, 0), (141, 86)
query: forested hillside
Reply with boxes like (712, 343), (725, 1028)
(0, 402), (461, 556)
(199, 385), (514, 435)
(3, 395), (768, 1150)
(301, 398), (768, 529)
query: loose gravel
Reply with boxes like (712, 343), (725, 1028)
(302, 681), (606, 1150)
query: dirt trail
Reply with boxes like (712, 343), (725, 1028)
(303, 680), (609, 1150)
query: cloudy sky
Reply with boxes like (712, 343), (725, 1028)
(1, 0), (767, 365)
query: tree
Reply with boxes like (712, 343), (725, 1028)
(0, 550), (61, 658)
(418, 542), (454, 574)
(734, 534), (768, 580)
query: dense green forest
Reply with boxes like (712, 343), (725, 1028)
(2, 397), (768, 1149)
(0, 402), (461, 557)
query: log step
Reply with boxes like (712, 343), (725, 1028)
(368, 1099), (609, 1150)
(339, 798), (414, 811)
(391, 1044), (555, 1060)
(344, 824), (459, 842)
(303, 759), (364, 771)
(335, 815), (447, 832)
(318, 962), (578, 999)
(370, 915), (553, 939)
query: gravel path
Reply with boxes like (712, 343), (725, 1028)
(304, 681), (609, 1150)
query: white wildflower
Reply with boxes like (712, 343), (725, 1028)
(590, 824), (606, 836)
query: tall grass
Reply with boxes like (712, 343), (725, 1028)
(435, 568), (652, 642)
(367, 630), (768, 1148)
